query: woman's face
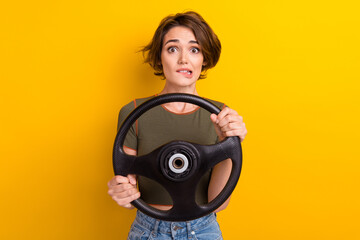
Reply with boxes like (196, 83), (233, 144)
(161, 26), (204, 89)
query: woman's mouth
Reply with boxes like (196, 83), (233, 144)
(177, 69), (193, 77)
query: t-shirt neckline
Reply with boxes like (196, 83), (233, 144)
(155, 93), (201, 115)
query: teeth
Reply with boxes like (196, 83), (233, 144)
(179, 70), (191, 74)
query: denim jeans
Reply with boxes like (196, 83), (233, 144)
(127, 210), (223, 240)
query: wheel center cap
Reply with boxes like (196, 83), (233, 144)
(159, 142), (198, 182)
(169, 153), (189, 173)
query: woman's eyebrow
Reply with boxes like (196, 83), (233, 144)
(164, 39), (179, 46)
(189, 40), (199, 44)
(164, 39), (199, 46)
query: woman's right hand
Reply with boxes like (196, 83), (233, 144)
(107, 174), (140, 209)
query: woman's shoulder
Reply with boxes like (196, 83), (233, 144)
(134, 95), (156, 106)
(119, 95), (155, 113)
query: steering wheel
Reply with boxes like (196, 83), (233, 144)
(113, 93), (242, 221)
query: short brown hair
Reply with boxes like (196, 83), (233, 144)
(141, 11), (221, 79)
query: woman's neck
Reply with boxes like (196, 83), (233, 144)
(158, 84), (199, 114)
(159, 83), (198, 96)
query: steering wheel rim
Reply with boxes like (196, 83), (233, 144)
(113, 93), (242, 221)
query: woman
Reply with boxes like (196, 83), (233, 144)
(108, 11), (247, 239)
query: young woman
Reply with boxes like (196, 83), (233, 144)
(108, 11), (247, 239)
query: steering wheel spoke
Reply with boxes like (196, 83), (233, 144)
(193, 137), (237, 171)
(167, 180), (197, 206)
(129, 148), (164, 182)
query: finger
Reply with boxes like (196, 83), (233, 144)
(127, 174), (137, 185)
(124, 204), (135, 209)
(113, 191), (141, 207)
(224, 129), (242, 137)
(210, 113), (218, 123)
(108, 175), (130, 187)
(239, 125), (248, 142)
(112, 187), (140, 200)
(210, 113), (225, 139)
(220, 122), (243, 132)
(224, 128), (247, 141)
(109, 183), (135, 194)
(218, 114), (243, 128)
(215, 107), (231, 124)
(217, 108), (241, 126)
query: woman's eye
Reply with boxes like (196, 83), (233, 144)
(167, 47), (177, 53)
(190, 47), (200, 54)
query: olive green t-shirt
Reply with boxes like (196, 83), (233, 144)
(117, 95), (225, 205)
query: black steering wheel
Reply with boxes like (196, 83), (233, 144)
(113, 93), (242, 221)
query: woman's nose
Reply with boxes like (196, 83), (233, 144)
(178, 51), (188, 64)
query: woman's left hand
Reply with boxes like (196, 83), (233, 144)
(210, 107), (247, 142)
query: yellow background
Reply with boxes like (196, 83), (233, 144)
(1, 0), (359, 239)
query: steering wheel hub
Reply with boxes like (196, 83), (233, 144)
(160, 142), (198, 182)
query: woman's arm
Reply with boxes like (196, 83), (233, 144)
(208, 158), (232, 212)
(107, 146), (140, 209)
(208, 107), (247, 212)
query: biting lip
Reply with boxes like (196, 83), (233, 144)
(176, 68), (193, 75)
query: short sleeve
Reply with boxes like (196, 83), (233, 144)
(117, 102), (137, 151)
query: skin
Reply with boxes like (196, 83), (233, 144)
(108, 26), (247, 212)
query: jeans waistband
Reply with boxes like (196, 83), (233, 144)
(134, 210), (217, 234)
